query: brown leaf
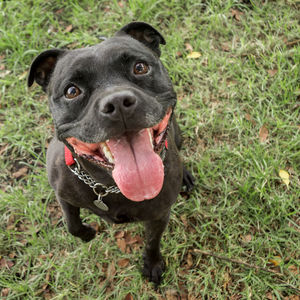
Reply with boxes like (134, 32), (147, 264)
(117, 238), (127, 253)
(118, 1), (125, 8)
(221, 42), (231, 52)
(55, 8), (64, 14)
(288, 265), (299, 275)
(166, 289), (178, 300)
(231, 9), (244, 21)
(266, 292), (273, 300)
(1, 288), (10, 297)
(268, 69), (278, 77)
(65, 25), (73, 33)
(117, 258), (130, 268)
(124, 293), (134, 300)
(185, 43), (193, 52)
(259, 125), (268, 143)
(12, 166), (28, 179)
(90, 222), (100, 233)
(241, 234), (252, 243)
(187, 252), (193, 268)
(115, 231), (125, 239)
(106, 261), (116, 281)
(176, 51), (183, 58)
(0, 258), (14, 269)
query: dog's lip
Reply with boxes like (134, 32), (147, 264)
(66, 107), (172, 168)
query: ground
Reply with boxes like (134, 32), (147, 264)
(0, 0), (299, 299)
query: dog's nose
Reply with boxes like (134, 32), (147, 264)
(100, 91), (137, 118)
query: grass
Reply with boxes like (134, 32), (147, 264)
(0, 0), (299, 299)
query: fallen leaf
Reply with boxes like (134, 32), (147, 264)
(12, 166), (28, 179)
(0, 64), (5, 70)
(231, 9), (244, 21)
(124, 293), (134, 300)
(269, 256), (282, 267)
(0, 258), (14, 269)
(259, 125), (268, 143)
(279, 169), (290, 187)
(106, 261), (116, 281)
(221, 42), (231, 52)
(65, 25), (73, 33)
(185, 43), (193, 52)
(116, 238), (127, 253)
(288, 265), (299, 276)
(266, 292), (273, 300)
(241, 234), (252, 243)
(268, 69), (278, 77)
(55, 8), (64, 14)
(186, 52), (201, 59)
(115, 231), (125, 239)
(176, 51), (183, 58)
(187, 252), (193, 268)
(18, 71), (27, 80)
(117, 258), (130, 268)
(1, 288), (10, 297)
(0, 70), (11, 78)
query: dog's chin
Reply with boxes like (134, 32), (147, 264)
(66, 108), (172, 202)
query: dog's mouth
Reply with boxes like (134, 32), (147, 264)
(66, 108), (172, 202)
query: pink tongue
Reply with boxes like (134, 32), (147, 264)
(107, 130), (164, 202)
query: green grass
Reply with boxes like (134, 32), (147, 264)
(1, 0), (299, 299)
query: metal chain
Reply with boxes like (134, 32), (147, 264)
(68, 158), (120, 197)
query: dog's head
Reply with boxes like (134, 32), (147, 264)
(28, 22), (177, 202)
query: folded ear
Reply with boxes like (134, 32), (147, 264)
(116, 22), (166, 56)
(27, 49), (65, 91)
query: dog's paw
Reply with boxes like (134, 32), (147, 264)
(142, 254), (165, 286)
(182, 167), (195, 192)
(69, 223), (96, 242)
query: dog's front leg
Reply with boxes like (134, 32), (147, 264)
(142, 215), (169, 285)
(58, 198), (96, 242)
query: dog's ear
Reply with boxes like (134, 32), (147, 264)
(116, 22), (166, 56)
(27, 49), (65, 91)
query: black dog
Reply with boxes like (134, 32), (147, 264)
(28, 22), (193, 285)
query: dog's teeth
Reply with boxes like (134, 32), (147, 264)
(147, 128), (154, 149)
(101, 143), (114, 163)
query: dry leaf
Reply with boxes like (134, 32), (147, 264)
(124, 293), (134, 300)
(0, 258), (14, 269)
(221, 42), (231, 52)
(106, 262), (116, 281)
(65, 25), (73, 33)
(18, 71), (27, 80)
(12, 166), (28, 179)
(187, 252), (193, 268)
(288, 265), (299, 275)
(268, 256), (282, 267)
(1, 288), (10, 297)
(117, 258), (130, 268)
(0, 70), (11, 78)
(241, 234), (252, 243)
(186, 52), (201, 59)
(115, 231), (125, 239)
(279, 169), (290, 187)
(231, 9), (244, 21)
(268, 69), (278, 77)
(259, 125), (268, 143)
(185, 43), (193, 52)
(117, 238), (127, 253)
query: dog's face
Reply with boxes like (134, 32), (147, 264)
(28, 22), (177, 202)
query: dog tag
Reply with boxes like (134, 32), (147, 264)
(94, 195), (109, 211)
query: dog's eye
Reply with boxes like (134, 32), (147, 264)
(65, 85), (81, 99)
(133, 62), (149, 75)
